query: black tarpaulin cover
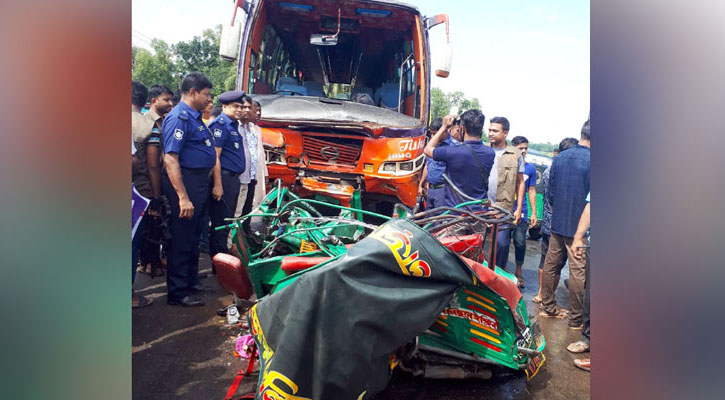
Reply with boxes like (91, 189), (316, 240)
(247, 219), (485, 399)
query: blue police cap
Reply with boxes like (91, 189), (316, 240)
(218, 90), (246, 105)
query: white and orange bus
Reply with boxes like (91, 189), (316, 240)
(220, 0), (451, 214)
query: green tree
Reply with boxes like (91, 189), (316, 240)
(173, 26), (237, 98)
(430, 87), (450, 122)
(459, 97), (481, 114)
(529, 142), (557, 154)
(446, 90), (465, 114)
(430, 87), (482, 122)
(131, 26), (238, 99)
(173, 29), (219, 74)
(132, 39), (178, 90)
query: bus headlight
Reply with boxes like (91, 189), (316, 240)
(378, 154), (425, 176)
(264, 145), (286, 165)
(382, 163), (396, 172)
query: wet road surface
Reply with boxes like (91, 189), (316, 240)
(132, 238), (589, 399)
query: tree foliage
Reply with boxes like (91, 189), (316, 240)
(430, 88), (450, 122)
(430, 88), (482, 122)
(132, 39), (178, 90)
(429, 87), (559, 147)
(459, 97), (481, 113)
(132, 25), (237, 98)
(529, 142), (557, 154)
(172, 28), (220, 74)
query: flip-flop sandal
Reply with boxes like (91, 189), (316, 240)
(132, 295), (153, 309)
(539, 308), (568, 319)
(574, 358), (590, 371)
(532, 294), (542, 303)
(567, 340), (590, 353)
(516, 275), (525, 288)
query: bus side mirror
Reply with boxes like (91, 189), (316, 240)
(426, 14), (452, 78)
(435, 42), (452, 78)
(219, 0), (250, 62)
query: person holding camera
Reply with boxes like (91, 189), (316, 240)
(418, 117), (465, 210)
(423, 110), (495, 208)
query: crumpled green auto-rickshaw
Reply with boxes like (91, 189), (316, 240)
(214, 180), (545, 399)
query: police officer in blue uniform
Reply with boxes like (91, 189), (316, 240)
(161, 72), (218, 307)
(206, 90), (248, 259)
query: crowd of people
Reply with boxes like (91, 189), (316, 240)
(422, 110), (591, 371)
(132, 71), (591, 371)
(131, 72), (267, 309)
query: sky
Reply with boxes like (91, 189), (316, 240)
(133, 0), (589, 144)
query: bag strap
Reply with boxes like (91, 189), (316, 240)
(463, 143), (489, 193)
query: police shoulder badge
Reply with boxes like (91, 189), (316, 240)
(214, 129), (222, 138)
(174, 129), (184, 140)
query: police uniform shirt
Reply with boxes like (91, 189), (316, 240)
(162, 101), (216, 169)
(208, 113), (246, 174)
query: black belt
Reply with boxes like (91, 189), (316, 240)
(162, 167), (212, 177)
(177, 167), (212, 178)
(429, 183), (445, 189)
(221, 168), (242, 178)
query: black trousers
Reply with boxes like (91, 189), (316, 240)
(208, 170), (242, 257)
(162, 168), (210, 301)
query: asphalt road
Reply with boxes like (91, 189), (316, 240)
(132, 237), (590, 399)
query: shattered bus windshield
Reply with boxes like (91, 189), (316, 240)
(243, 0), (422, 118)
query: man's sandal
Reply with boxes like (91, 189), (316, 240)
(567, 340), (590, 353)
(574, 358), (590, 371)
(539, 308), (568, 319)
(516, 275), (525, 289)
(132, 295), (153, 309)
(532, 294), (542, 303)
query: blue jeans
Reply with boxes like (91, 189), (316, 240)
(495, 220), (528, 269)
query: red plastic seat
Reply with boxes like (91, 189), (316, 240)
(213, 253), (254, 300)
(280, 256), (331, 275)
(438, 234), (483, 253)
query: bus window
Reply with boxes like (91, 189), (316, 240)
(259, 25), (278, 87)
(270, 35), (281, 85)
(247, 51), (257, 93)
